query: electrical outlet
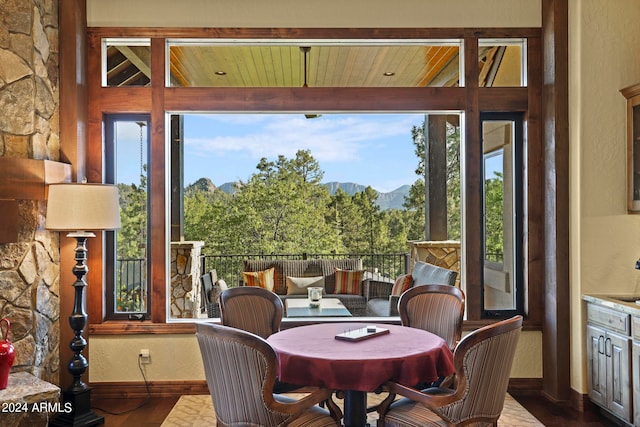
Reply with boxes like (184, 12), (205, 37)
(140, 349), (151, 364)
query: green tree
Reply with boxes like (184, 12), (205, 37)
(445, 122), (461, 240)
(224, 150), (334, 253)
(330, 188), (368, 252)
(116, 170), (148, 312)
(353, 186), (381, 252)
(404, 118), (461, 241)
(404, 123), (427, 240)
(117, 173), (147, 259)
(484, 172), (504, 261)
(380, 209), (410, 253)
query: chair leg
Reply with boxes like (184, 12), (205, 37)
(366, 386), (385, 413)
(325, 394), (343, 424)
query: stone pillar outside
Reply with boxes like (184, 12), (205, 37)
(408, 240), (461, 287)
(170, 241), (204, 319)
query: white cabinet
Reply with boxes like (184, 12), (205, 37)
(632, 316), (640, 426)
(633, 340), (640, 425)
(586, 303), (632, 423)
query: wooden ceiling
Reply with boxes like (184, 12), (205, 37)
(169, 44), (460, 87)
(106, 42), (514, 88)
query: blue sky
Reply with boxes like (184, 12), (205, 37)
(182, 113), (425, 193)
(115, 113), (428, 193)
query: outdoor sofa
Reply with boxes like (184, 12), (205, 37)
(241, 258), (373, 316)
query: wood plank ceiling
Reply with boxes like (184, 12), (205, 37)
(106, 42), (515, 88)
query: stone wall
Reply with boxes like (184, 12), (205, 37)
(0, 0), (60, 384)
(170, 241), (205, 319)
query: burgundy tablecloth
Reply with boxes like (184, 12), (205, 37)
(267, 323), (454, 392)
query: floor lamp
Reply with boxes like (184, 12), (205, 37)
(46, 183), (120, 427)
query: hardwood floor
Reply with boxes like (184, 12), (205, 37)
(92, 393), (620, 426)
(92, 396), (179, 427)
(509, 393), (619, 427)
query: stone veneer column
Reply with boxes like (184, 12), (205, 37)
(0, 0), (60, 384)
(170, 241), (205, 319)
(408, 240), (461, 287)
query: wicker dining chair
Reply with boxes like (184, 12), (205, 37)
(200, 270), (222, 318)
(376, 315), (523, 427)
(196, 323), (342, 427)
(398, 284), (466, 351)
(219, 286), (284, 339)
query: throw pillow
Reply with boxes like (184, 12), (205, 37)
(286, 276), (325, 295)
(391, 274), (413, 296)
(242, 268), (275, 292)
(333, 268), (364, 295)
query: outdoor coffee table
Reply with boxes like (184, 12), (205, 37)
(285, 298), (352, 317)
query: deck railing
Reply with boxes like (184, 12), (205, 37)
(115, 258), (146, 313)
(200, 252), (410, 287)
(115, 252), (410, 310)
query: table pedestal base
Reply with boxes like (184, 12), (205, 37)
(344, 390), (368, 427)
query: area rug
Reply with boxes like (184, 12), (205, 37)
(161, 393), (543, 426)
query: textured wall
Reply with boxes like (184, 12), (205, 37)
(569, 0), (640, 393)
(86, 0), (541, 28)
(0, 0), (60, 384)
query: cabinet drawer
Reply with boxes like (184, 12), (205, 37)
(587, 304), (630, 335)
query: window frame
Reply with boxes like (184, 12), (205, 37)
(479, 112), (525, 319)
(85, 27), (543, 332)
(104, 113), (152, 321)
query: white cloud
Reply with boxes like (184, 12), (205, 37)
(184, 113), (419, 164)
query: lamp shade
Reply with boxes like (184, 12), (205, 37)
(46, 183), (121, 231)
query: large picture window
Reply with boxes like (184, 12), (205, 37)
(89, 29), (540, 327)
(166, 112), (462, 321)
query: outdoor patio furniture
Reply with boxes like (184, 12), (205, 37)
(366, 261), (458, 317)
(242, 258), (370, 316)
(200, 269), (227, 318)
(285, 297), (352, 317)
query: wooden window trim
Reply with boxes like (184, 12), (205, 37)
(86, 27), (542, 332)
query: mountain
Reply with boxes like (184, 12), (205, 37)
(211, 180), (409, 210)
(375, 185), (410, 211)
(186, 177), (217, 193)
(218, 182), (238, 194)
(322, 182), (409, 211)
(322, 182), (367, 195)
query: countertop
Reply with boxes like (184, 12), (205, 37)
(583, 294), (640, 316)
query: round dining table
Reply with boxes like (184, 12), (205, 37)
(267, 322), (455, 427)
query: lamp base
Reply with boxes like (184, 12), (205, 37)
(48, 387), (104, 427)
